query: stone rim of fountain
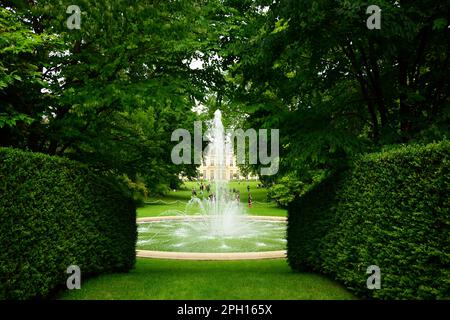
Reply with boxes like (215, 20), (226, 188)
(136, 216), (287, 260)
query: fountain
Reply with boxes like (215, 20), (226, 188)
(136, 110), (286, 258)
(190, 109), (248, 237)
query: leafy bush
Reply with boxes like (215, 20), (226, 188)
(121, 174), (148, 207)
(0, 148), (137, 299)
(268, 170), (327, 207)
(268, 175), (305, 207)
(288, 141), (450, 299)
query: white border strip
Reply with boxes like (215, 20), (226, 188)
(137, 215), (287, 223)
(136, 250), (287, 260)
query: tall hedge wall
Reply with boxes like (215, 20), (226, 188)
(288, 141), (450, 299)
(0, 148), (137, 299)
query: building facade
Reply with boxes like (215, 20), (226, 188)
(198, 145), (257, 181)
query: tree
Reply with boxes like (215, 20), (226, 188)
(0, 6), (58, 145)
(215, 0), (449, 191)
(0, 0), (228, 194)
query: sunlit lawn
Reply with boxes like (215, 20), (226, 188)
(138, 180), (287, 217)
(58, 258), (355, 300)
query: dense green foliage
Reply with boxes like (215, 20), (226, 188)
(0, 148), (136, 299)
(1, 0), (448, 301)
(288, 141), (450, 299)
(217, 0), (450, 195)
(2, 1), (448, 192)
(0, 1), (227, 194)
(268, 171), (327, 207)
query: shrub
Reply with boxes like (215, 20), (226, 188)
(0, 148), (137, 299)
(288, 141), (450, 299)
(287, 171), (344, 272)
(269, 170), (327, 207)
(268, 174), (305, 207)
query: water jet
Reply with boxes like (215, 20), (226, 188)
(137, 110), (286, 259)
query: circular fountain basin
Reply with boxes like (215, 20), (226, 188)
(136, 216), (287, 260)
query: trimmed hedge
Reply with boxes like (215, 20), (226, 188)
(0, 148), (137, 299)
(288, 141), (450, 299)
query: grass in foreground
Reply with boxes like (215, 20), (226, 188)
(58, 258), (355, 300)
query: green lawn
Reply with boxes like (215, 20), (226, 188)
(138, 181), (287, 218)
(58, 258), (355, 300)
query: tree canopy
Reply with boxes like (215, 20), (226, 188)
(1, 0), (448, 197)
(216, 0), (449, 194)
(1, 0), (228, 193)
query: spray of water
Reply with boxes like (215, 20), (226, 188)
(136, 110), (286, 253)
(188, 109), (248, 237)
